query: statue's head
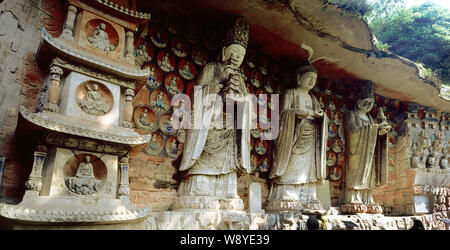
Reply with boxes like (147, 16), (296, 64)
(93, 84), (99, 91)
(100, 23), (106, 30)
(296, 65), (317, 91)
(221, 16), (249, 68)
(356, 81), (374, 113)
(85, 155), (91, 162)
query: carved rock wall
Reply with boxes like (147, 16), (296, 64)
(0, 0), (64, 202)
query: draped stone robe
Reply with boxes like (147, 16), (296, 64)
(177, 61), (252, 199)
(343, 108), (388, 203)
(268, 88), (327, 203)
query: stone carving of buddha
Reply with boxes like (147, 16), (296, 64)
(174, 16), (252, 211)
(136, 108), (153, 129)
(440, 149), (449, 169)
(341, 81), (390, 214)
(88, 23), (116, 51)
(160, 53), (173, 72)
(266, 65), (328, 212)
(411, 145), (426, 169)
(78, 83), (111, 116)
(167, 76), (180, 95)
(65, 156), (101, 195)
(153, 92), (167, 113)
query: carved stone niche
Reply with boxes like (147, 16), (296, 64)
(59, 72), (120, 126)
(40, 148), (117, 199)
(75, 11), (124, 60)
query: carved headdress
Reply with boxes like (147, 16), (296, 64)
(359, 80), (375, 99)
(223, 16), (249, 48)
(295, 65), (317, 77)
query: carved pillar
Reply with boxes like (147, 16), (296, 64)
(125, 31), (135, 64)
(25, 146), (48, 196)
(121, 88), (134, 128)
(118, 157), (130, 198)
(60, 5), (77, 41)
(43, 65), (64, 113)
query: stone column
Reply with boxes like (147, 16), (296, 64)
(60, 5), (77, 41)
(25, 145), (48, 196)
(121, 88), (134, 128)
(43, 65), (64, 113)
(125, 31), (135, 64)
(118, 157), (130, 199)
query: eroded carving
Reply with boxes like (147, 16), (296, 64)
(88, 23), (116, 51)
(77, 83), (112, 116)
(65, 156), (102, 195)
(266, 65), (328, 212)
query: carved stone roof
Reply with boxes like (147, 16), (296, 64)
(19, 106), (151, 145)
(87, 0), (151, 20)
(41, 29), (150, 80)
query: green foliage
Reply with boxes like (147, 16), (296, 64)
(369, 3), (450, 85)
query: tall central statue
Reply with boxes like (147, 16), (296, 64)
(266, 65), (328, 212)
(173, 16), (252, 211)
(340, 81), (390, 214)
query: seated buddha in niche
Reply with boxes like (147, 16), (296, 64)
(78, 83), (111, 116)
(88, 23), (116, 51)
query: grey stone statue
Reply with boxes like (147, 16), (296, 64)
(88, 23), (116, 51)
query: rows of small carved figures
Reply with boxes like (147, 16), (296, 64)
(131, 10), (405, 182)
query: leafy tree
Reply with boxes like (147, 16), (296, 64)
(369, 3), (450, 85)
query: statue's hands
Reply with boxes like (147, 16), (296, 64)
(378, 123), (391, 135)
(295, 109), (314, 119)
(314, 109), (325, 118)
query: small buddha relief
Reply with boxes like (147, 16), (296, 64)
(328, 123), (338, 138)
(166, 136), (182, 158)
(191, 45), (208, 67)
(251, 153), (259, 172)
(178, 59), (197, 80)
(256, 88), (268, 106)
(259, 156), (270, 173)
(329, 166), (343, 182)
(164, 12), (183, 34)
(150, 90), (170, 113)
(184, 21), (202, 44)
(143, 64), (163, 88)
(264, 76), (275, 94)
(145, 132), (164, 155)
(254, 139), (268, 156)
(171, 36), (189, 58)
(164, 73), (184, 96)
(251, 127), (262, 139)
(134, 39), (154, 66)
(203, 29), (221, 51)
(326, 151), (337, 166)
(250, 69), (263, 88)
(159, 113), (177, 135)
(85, 20), (118, 52)
(134, 106), (157, 131)
(157, 50), (176, 72)
(258, 56), (270, 76)
(64, 154), (107, 195)
(75, 82), (113, 116)
(332, 137), (344, 153)
(246, 50), (258, 68)
(149, 25), (169, 48)
(333, 111), (344, 125)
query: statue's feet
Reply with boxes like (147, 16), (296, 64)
(302, 200), (324, 213)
